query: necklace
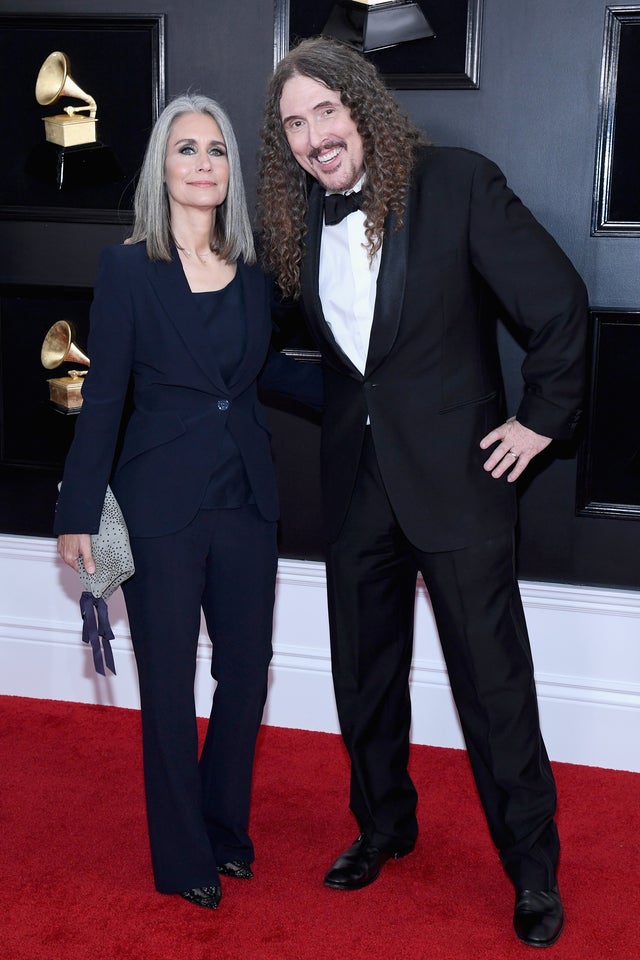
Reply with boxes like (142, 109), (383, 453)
(175, 241), (213, 265)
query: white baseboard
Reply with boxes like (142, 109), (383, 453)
(1, 536), (639, 771)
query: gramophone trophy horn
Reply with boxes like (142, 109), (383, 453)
(41, 321), (90, 413)
(35, 51), (98, 147)
(41, 320), (90, 369)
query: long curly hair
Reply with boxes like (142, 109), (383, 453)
(257, 37), (428, 299)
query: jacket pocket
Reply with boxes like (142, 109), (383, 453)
(438, 389), (498, 414)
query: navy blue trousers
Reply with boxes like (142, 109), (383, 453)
(123, 505), (277, 893)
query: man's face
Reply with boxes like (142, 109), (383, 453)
(279, 73), (365, 193)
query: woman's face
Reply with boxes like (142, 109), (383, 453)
(164, 112), (229, 215)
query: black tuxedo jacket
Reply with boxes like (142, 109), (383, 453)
(300, 146), (588, 551)
(55, 241), (320, 538)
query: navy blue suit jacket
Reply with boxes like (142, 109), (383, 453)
(55, 241), (320, 538)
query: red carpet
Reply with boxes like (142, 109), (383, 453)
(0, 696), (638, 959)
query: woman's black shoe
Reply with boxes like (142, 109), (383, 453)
(217, 860), (254, 879)
(179, 885), (222, 909)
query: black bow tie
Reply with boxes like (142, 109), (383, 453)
(324, 190), (362, 226)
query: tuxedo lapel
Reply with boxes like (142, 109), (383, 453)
(301, 182), (409, 379)
(365, 204), (409, 377)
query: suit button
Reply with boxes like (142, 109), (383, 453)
(217, 399), (230, 411)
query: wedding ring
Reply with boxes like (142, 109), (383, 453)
(508, 451), (518, 459)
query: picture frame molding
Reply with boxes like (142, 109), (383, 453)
(591, 5), (640, 236)
(576, 308), (640, 520)
(0, 12), (166, 225)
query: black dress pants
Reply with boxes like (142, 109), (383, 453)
(123, 504), (277, 893)
(326, 430), (559, 889)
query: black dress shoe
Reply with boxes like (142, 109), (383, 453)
(324, 834), (412, 890)
(217, 860), (254, 879)
(179, 885), (222, 910)
(513, 886), (564, 947)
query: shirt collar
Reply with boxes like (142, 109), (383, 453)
(326, 174), (366, 198)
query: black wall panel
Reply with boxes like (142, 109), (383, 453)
(1, 0), (638, 588)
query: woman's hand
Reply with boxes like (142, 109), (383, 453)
(57, 533), (95, 575)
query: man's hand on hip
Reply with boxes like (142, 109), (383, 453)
(480, 417), (551, 483)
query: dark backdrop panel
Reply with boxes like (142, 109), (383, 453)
(577, 313), (640, 513)
(265, 406), (324, 562)
(0, 285), (91, 537)
(608, 17), (640, 223)
(0, 285), (90, 469)
(0, 14), (163, 223)
(0, 0), (639, 591)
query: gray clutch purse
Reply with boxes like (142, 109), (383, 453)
(77, 485), (135, 601)
(72, 485), (135, 676)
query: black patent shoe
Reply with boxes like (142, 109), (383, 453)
(179, 884), (222, 910)
(324, 834), (413, 890)
(513, 885), (564, 947)
(217, 860), (254, 880)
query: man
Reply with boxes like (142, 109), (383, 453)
(257, 37), (587, 948)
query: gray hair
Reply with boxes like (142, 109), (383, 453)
(130, 93), (255, 263)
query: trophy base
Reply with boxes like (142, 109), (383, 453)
(42, 114), (97, 147)
(47, 375), (84, 413)
(26, 141), (123, 191)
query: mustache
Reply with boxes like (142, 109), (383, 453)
(308, 139), (346, 161)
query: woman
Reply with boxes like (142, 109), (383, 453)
(55, 94), (320, 909)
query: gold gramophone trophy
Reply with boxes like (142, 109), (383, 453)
(36, 51), (98, 147)
(41, 320), (90, 413)
(30, 51), (122, 190)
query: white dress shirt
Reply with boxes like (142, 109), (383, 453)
(319, 182), (382, 376)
